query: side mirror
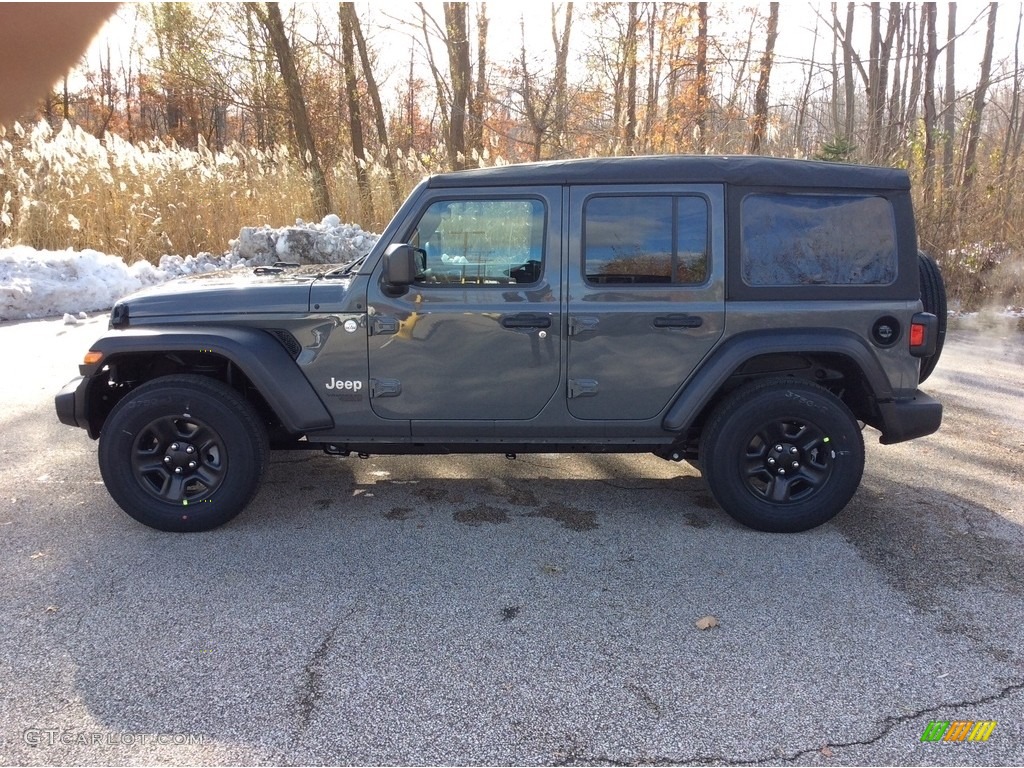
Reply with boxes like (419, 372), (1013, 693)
(383, 244), (424, 287)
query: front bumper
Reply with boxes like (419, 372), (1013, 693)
(55, 376), (89, 432)
(877, 390), (942, 445)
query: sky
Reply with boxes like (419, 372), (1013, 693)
(74, 1), (1023, 118)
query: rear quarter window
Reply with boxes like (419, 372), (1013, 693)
(741, 194), (897, 286)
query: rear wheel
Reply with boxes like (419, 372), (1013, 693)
(699, 379), (864, 533)
(918, 250), (947, 383)
(98, 375), (268, 532)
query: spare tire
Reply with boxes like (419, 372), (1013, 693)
(918, 250), (947, 383)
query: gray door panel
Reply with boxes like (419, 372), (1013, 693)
(366, 188), (562, 421)
(567, 184), (726, 420)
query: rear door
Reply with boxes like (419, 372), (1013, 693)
(566, 184), (725, 420)
(366, 187), (562, 423)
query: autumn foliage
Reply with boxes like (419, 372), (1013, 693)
(3, 1), (1023, 309)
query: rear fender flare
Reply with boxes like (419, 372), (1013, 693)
(662, 329), (894, 433)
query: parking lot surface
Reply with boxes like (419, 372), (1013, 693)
(1, 316), (1022, 765)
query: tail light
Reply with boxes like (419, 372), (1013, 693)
(909, 312), (938, 357)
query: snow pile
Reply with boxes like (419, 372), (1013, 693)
(232, 214), (376, 265)
(0, 216), (379, 321)
(1, 246), (166, 320)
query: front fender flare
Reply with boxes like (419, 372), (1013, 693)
(82, 326), (333, 434)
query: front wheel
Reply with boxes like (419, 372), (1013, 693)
(98, 375), (268, 532)
(699, 379), (864, 533)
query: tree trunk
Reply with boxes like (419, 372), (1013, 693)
(906, 5), (925, 143)
(795, 15), (820, 154)
(418, 5), (450, 156)
(256, 1), (332, 219)
(941, 2), (957, 193)
(865, 2), (897, 162)
(960, 2), (997, 190)
(344, 2), (401, 210)
(866, 1), (881, 158)
(623, 2), (639, 154)
(922, 2), (938, 205)
(339, 2), (371, 223)
(551, 3), (573, 157)
(829, 5), (839, 135)
(643, 4), (658, 153)
(749, 2), (779, 154)
(518, 18), (552, 161)
(468, 3), (488, 157)
(696, 3), (709, 153)
(443, 2), (472, 169)
(1000, 4), (1023, 238)
(843, 2), (856, 142)
(882, 2), (903, 160)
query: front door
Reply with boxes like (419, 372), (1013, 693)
(366, 188), (562, 423)
(566, 184), (726, 420)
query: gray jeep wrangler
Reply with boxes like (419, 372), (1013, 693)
(56, 156), (945, 533)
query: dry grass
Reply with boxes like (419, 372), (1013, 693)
(0, 121), (437, 264)
(2, 120), (1022, 310)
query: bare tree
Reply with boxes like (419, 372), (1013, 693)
(795, 14), (820, 153)
(252, 2), (332, 218)
(469, 3), (488, 156)
(922, 2), (939, 204)
(341, 3), (401, 209)
(417, 2), (477, 169)
(623, 2), (639, 154)
(842, 2), (856, 141)
(696, 2), (709, 153)
(444, 3), (472, 168)
(517, 18), (554, 161)
(941, 2), (957, 192)
(550, 3), (573, 156)
(905, 4), (925, 146)
(338, 3), (371, 222)
(960, 2), (997, 190)
(861, 2), (899, 162)
(1000, 4), (1024, 238)
(642, 4), (659, 152)
(749, 2), (779, 154)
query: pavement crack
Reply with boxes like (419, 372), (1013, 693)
(559, 679), (1024, 766)
(623, 682), (662, 719)
(294, 613), (354, 733)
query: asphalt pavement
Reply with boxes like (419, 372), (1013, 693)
(1, 314), (1022, 766)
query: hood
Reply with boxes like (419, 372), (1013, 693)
(113, 266), (333, 320)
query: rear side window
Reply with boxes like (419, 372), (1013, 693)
(583, 196), (709, 285)
(741, 194), (897, 286)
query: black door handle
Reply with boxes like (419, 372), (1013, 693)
(501, 313), (551, 329)
(653, 314), (703, 328)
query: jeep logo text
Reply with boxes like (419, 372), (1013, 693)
(325, 378), (363, 391)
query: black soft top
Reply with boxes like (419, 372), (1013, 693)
(427, 155), (910, 191)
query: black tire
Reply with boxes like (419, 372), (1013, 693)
(918, 250), (947, 383)
(699, 379), (865, 533)
(98, 375), (268, 532)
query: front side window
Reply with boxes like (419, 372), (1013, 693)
(583, 195), (709, 285)
(409, 199), (545, 285)
(741, 193), (897, 286)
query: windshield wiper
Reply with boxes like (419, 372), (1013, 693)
(323, 254), (367, 278)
